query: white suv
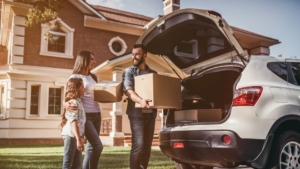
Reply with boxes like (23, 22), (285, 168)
(137, 9), (300, 169)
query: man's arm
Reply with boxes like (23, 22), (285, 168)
(125, 90), (151, 108)
(123, 68), (151, 108)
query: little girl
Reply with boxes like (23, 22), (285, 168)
(60, 78), (86, 169)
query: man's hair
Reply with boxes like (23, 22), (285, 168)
(133, 44), (147, 54)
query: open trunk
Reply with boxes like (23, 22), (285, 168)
(165, 67), (243, 126)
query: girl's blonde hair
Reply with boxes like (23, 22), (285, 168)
(60, 78), (83, 128)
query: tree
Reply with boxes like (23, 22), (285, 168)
(20, 0), (67, 41)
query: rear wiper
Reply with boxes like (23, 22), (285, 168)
(160, 55), (183, 81)
(218, 19), (248, 66)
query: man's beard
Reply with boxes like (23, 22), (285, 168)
(133, 56), (144, 66)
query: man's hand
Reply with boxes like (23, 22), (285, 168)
(139, 98), (152, 108)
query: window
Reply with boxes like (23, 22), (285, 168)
(40, 18), (74, 58)
(289, 62), (300, 85)
(112, 41), (122, 53)
(30, 86), (39, 115)
(0, 86), (4, 114)
(267, 62), (288, 82)
(48, 88), (62, 115)
(48, 27), (66, 53)
(108, 36), (127, 56)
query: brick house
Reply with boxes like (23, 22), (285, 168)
(0, 0), (280, 145)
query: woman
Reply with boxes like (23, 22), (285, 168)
(66, 50), (103, 169)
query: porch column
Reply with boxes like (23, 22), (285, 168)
(109, 67), (125, 146)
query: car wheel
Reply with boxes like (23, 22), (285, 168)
(174, 162), (194, 169)
(270, 131), (300, 169)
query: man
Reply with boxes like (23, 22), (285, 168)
(122, 44), (157, 169)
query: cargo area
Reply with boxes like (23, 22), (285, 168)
(165, 68), (242, 126)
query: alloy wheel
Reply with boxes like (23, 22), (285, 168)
(280, 141), (300, 169)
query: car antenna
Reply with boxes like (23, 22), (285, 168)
(218, 19), (248, 66)
(160, 55), (183, 81)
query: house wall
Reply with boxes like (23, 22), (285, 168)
(0, 68), (70, 140)
(23, 1), (139, 69)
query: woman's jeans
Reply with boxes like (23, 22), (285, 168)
(83, 112), (103, 169)
(129, 113), (156, 169)
(62, 135), (82, 169)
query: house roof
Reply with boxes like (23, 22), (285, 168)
(90, 5), (153, 27)
(231, 26), (279, 42)
(89, 3), (279, 43)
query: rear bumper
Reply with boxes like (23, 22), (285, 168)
(159, 129), (265, 167)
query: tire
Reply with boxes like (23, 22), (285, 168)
(268, 130), (300, 169)
(174, 162), (194, 169)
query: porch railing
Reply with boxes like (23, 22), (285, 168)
(100, 117), (112, 135)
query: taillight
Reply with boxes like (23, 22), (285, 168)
(233, 87), (263, 106)
(174, 142), (184, 148)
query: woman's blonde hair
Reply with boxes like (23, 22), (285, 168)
(60, 78), (83, 128)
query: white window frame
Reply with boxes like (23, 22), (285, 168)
(26, 81), (64, 119)
(40, 18), (75, 59)
(47, 86), (63, 116)
(174, 39), (198, 58)
(108, 36), (127, 56)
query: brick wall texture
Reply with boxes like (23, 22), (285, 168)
(0, 46), (8, 66)
(23, 1), (139, 69)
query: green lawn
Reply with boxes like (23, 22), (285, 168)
(0, 144), (175, 169)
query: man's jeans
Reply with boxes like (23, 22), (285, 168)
(129, 113), (156, 169)
(83, 113), (103, 169)
(62, 135), (82, 169)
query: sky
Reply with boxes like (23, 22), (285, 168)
(87, 0), (300, 58)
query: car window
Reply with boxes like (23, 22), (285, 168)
(267, 62), (288, 81)
(290, 62), (300, 85)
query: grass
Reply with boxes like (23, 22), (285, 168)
(0, 144), (175, 169)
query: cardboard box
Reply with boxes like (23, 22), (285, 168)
(174, 109), (222, 123)
(174, 109), (198, 122)
(134, 73), (181, 109)
(197, 109), (222, 122)
(94, 80), (123, 103)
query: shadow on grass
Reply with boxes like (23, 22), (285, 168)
(0, 147), (175, 169)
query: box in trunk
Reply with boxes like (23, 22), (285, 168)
(174, 109), (222, 123)
(134, 73), (181, 109)
(197, 109), (222, 122)
(94, 80), (123, 103)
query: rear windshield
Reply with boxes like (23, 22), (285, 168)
(267, 62), (288, 81)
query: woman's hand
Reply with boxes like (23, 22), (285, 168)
(64, 101), (78, 112)
(77, 140), (84, 151)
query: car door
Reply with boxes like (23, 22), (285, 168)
(286, 60), (300, 109)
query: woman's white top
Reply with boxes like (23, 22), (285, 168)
(61, 98), (86, 137)
(69, 74), (101, 113)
